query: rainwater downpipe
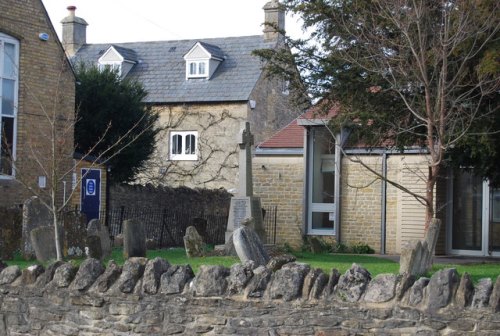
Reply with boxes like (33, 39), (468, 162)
(380, 151), (387, 255)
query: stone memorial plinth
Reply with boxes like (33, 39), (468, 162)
(226, 197), (265, 242)
(225, 122), (266, 243)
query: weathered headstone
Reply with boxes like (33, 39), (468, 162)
(63, 211), (87, 258)
(225, 122), (266, 242)
(183, 226), (205, 258)
(86, 235), (102, 260)
(399, 219), (441, 276)
(123, 219), (146, 258)
(21, 196), (52, 259)
(30, 226), (58, 262)
(87, 219), (111, 259)
(233, 223), (269, 267)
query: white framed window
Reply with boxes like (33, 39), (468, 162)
(169, 131), (198, 160)
(98, 62), (122, 76)
(186, 60), (208, 78)
(0, 34), (19, 177)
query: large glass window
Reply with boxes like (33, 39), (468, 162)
(0, 34), (19, 176)
(307, 127), (336, 233)
(169, 131), (198, 160)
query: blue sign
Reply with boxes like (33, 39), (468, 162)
(81, 169), (101, 223)
(86, 179), (96, 196)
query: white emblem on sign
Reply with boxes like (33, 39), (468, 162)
(86, 179), (96, 196)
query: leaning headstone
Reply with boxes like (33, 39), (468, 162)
(233, 224), (269, 267)
(63, 211), (87, 258)
(123, 219), (146, 258)
(22, 196), (52, 260)
(183, 226), (205, 258)
(400, 219), (441, 276)
(30, 226), (58, 262)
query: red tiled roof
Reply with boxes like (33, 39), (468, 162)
(257, 119), (304, 149)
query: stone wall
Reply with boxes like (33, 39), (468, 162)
(1, 258), (499, 335)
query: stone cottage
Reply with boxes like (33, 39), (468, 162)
(254, 106), (500, 258)
(0, 0), (75, 208)
(62, 1), (306, 192)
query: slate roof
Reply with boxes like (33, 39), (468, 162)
(73, 36), (275, 104)
(111, 45), (138, 62)
(196, 42), (224, 60)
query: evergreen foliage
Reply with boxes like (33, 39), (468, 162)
(75, 65), (160, 184)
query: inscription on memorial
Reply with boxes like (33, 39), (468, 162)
(233, 199), (248, 230)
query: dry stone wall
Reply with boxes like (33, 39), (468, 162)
(0, 258), (499, 335)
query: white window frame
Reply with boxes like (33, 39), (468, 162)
(98, 61), (122, 77)
(186, 60), (208, 78)
(0, 33), (19, 178)
(169, 131), (198, 161)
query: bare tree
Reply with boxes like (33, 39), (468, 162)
(258, 0), (500, 227)
(4, 58), (157, 261)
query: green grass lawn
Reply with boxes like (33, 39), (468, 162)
(5, 248), (499, 283)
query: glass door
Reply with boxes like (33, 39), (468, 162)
(490, 188), (500, 254)
(448, 169), (500, 256)
(451, 171), (483, 251)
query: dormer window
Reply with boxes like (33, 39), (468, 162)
(97, 45), (137, 78)
(184, 42), (224, 80)
(98, 62), (122, 76)
(188, 61), (207, 78)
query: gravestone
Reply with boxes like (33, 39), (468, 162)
(63, 211), (87, 258)
(123, 219), (146, 258)
(400, 219), (441, 276)
(233, 222), (269, 267)
(183, 226), (205, 258)
(87, 219), (112, 259)
(21, 196), (52, 259)
(225, 122), (265, 243)
(30, 226), (58, 262)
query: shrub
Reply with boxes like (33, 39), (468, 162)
(351, 242), (375, 254)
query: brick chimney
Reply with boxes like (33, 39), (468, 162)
(263, 0), (285, 42)
(61, 6), (88, 57)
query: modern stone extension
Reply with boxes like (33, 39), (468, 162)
(0, 258), (499, 335)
